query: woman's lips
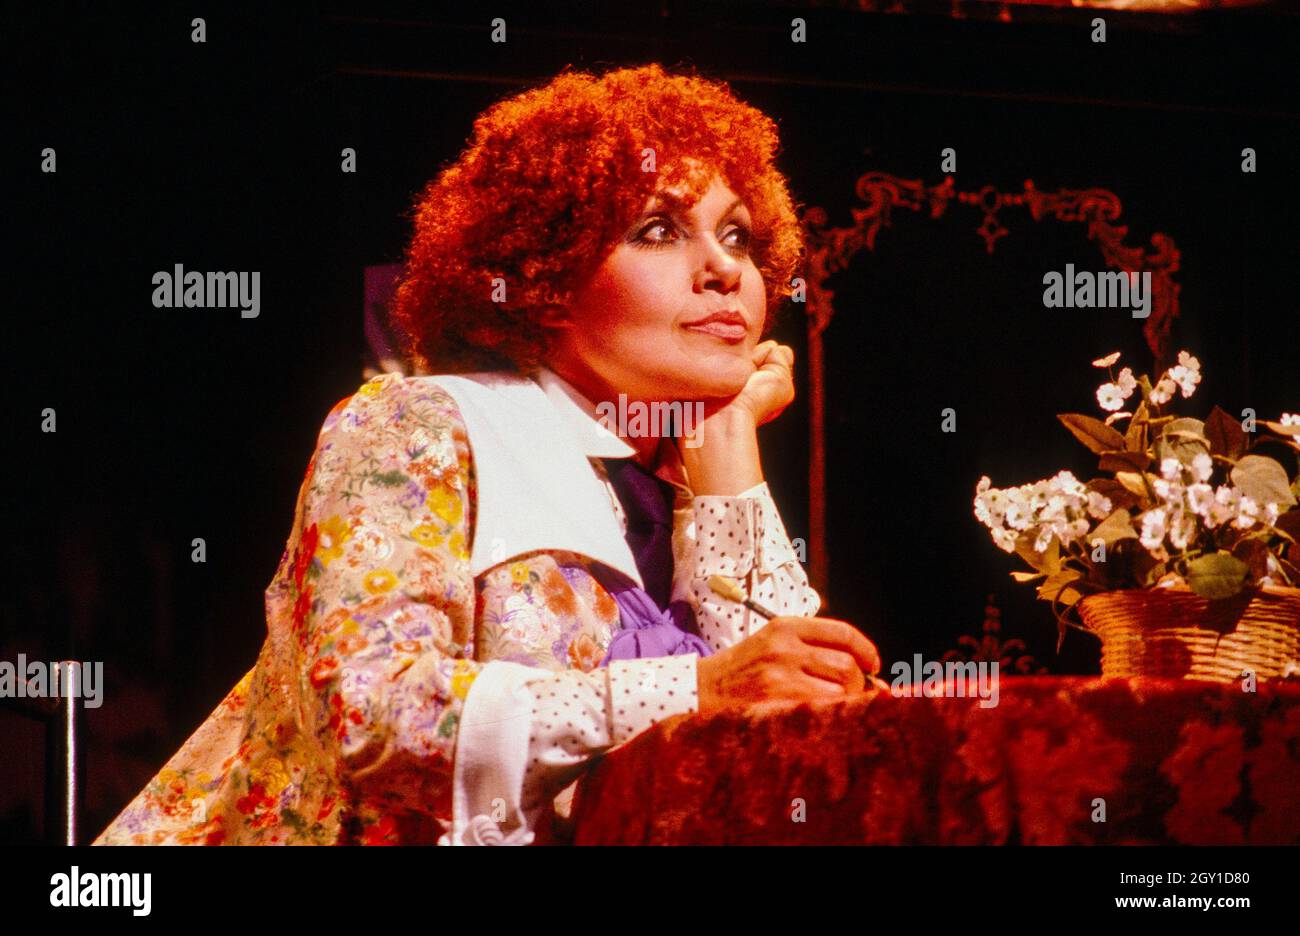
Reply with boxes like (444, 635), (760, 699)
(683, 321), (747, 342)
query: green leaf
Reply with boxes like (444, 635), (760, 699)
(1090, 508), (1139, 546)
(1058, 413), (1126, 455)
(1204, 405), (1247, 459)
(1015, 533), (1060, 575)
(1230, 455), (1298, 509)
(1010, 571), (1047, 583)
(1274, 509), (1300, 541)
(1086, 477), (1143, 511)
(1155, 417), (1209, 467)
(1099, 451), (1149, 474)
(1125, 400), (1149, 453)
(1037, 568), (1084, 606)
(1231, 538), (1271, 581)
(1184, 552), (1252, 600)
(370, 470), (409, 487)
(1115, 471), (1153, 500)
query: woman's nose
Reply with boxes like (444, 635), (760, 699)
(694, 236), (743, 293)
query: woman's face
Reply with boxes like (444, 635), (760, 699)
(545, 169), (767, 404)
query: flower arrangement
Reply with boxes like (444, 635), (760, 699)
(974, 350), (1300, 649)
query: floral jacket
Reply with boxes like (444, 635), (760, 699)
(93, 367), (820, 845)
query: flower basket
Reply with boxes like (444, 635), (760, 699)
(1077, 585), (1300, 683)
(973, 348), (1300, 680)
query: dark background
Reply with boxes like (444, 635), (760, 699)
(3, 0), (1297, 843)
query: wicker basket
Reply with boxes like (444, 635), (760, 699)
(1077, 585), (1300, 683)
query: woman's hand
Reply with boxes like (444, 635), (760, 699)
(696, 617), (882, 715)
(704, 340), (795, 427)
(678, 341), (795, 495)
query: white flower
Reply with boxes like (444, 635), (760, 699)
(1167, 510), (1196, 551)
(1140, 508), (1167, 551)
(1052, 471), (1087, 498)
(1282, 413), (1300, 426)
(1233, 496), (1260, 529)
(1116, 367), (1137, 398)
(1160, 458), (1182, 481)
(1150, 375), (1177, 405)
(1177, 350), (1201, 373)
(1190, 452), (1213, 483)
(1087, 491), (1113, 519)
(1092, 352), (1121, 367)
(1263, 502), (1280, 527)
(1033, 527), (1055, 553)
(1005, 503), (1031, 531)
(1041, 495), (1068, 522)
(1168, 364), (1200, 398)
(1186, 483), (1215, 518)
(1207, 485), (1239, 528)
(991, 528), (1018, 553)
(1096, 383), (1125, 411)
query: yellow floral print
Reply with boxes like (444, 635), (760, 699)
(316, 515), (354, 566)
(451, 659), (478, 701)
(426, 485), (463, 526)
(410, 524), (442, 548)
(363, 569), (397, 594)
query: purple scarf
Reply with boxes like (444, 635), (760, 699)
(594, 457), (714, 664)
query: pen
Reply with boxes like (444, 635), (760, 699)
(706, 575), (892, 693)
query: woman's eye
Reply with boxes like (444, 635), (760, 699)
(724, 225), (752, 252)
(633, 218), (752, 253)
(635, 218), (676, 246)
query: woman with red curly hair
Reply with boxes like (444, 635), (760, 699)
(94, 63), (880, 848)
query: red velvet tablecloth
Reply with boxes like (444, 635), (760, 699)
(568, 676), (1300, 845)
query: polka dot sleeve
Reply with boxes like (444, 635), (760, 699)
(688, 481), (822, 652)
(446, 654), (699, 845)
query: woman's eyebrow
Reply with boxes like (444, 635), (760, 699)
(645, 193), (748, 221)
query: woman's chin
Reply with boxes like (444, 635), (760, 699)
(676, 366), (752, 400)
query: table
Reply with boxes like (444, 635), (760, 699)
(568, 676), (1300, 844)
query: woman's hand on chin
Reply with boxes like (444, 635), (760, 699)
(704, 340), (795, 428)
(678, 341), (793, 495)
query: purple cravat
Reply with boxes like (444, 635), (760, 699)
(595, 457), (712, 664)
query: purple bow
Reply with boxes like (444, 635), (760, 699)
(589, 565), (714, 664)
(593, 456), (714, 664)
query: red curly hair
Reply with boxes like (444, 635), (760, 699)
(389, 62), (807, 374)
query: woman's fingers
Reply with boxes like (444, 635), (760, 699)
(799, 648), (867, 694)
(778, 616), (882, 676)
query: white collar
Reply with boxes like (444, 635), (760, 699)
(421, 368), (646, 587)
(532, 366), (638, 459)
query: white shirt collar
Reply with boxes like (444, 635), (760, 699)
(532, 366), (638, 459)
(533, 366), (692, 494)
(424, 370), (646, 586)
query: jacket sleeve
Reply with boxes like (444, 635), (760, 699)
(293, 373), (484, 822)
(684, 481), (821, 652)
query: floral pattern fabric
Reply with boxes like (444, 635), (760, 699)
(93, 372), (820, 845)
